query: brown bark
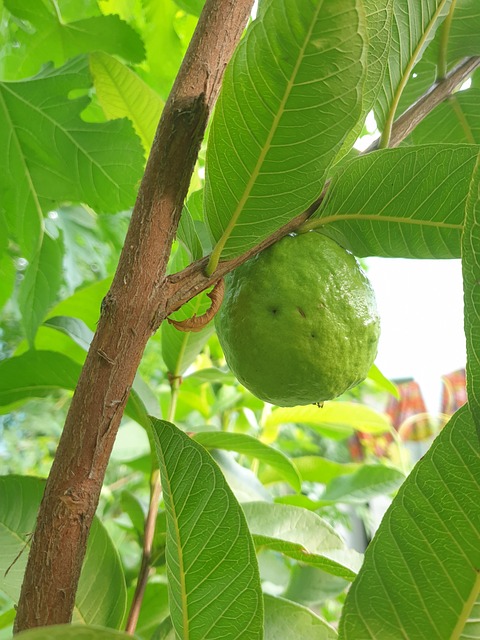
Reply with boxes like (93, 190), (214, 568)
(13, 0), (254, 631)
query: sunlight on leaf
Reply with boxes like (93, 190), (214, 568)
(151, 418), (264, 639)
(339, 406), (480, 639)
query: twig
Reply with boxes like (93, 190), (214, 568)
(125, 469), (162, 635)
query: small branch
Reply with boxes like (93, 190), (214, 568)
(125, 469), (162, 635)
(165, 56), (480, 314)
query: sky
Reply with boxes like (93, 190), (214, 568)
(365, 257), (466, 416)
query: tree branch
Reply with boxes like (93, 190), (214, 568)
(13, 0), (254, 632)
(164, 55), (480, 315)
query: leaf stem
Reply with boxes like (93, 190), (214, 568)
(437, 0), (457, 80)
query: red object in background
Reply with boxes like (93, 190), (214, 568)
(386, 379), (433, 442)
(440, 368), (467, 415)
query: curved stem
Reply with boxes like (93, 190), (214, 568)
(437, 0), (457, 80)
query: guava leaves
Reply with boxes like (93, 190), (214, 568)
(263, 594), (337, 640)
(0, 475), (127, 629)
(314, 145), (478, 259)
(90, 51), (164, 153)
(150, 418), (264, 639)
(1, 0), (144, 80)
(204, 0), (365, 263)
(373, 0), (452, 137)
(0, 55), (144, 259)
(18, 233), (63, 346)
(406, 90), (480, 145)
(338, 406), (480, 640)
(462, 154), (480, 433)
(396, 0), (480, 120)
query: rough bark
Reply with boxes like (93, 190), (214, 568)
(13, 0), (254, 631)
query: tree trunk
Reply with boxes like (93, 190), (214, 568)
(13, 0), (254, 631)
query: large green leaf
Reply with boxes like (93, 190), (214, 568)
(150, 418), (263, 639)
(204, 0), (365, 264)
(242, 502), (362, 581)
(263, 594), (337, 639)
(46, 278), (112, 331)
(0, 349), (155, 429)
(407, 89), (480, 145)
(374, 0), (452, 138)
(462, 153), (480, 431)
(338, 406), (480, 639)
(2, 0), (144, 80)
(0, 350), (81, 408)
(16, 628), (136, 640)
(18, 233), (63, 346)
(192, 431), (301, 492)
(90, 51), (163, 153)
(310, 145), (478, 258)
(0, 476), (127, 629)
(260, 456), (359, 487)
(318, 464), (405, 504)
(142, 0), (187, 99)
(0, 251), (15, 311)
(0, 56), (144, 258)
(264, 402), (392, 440)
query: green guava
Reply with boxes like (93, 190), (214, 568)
(215, 231), (380, 407)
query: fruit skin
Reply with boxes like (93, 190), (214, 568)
(215, 231), (380, 407)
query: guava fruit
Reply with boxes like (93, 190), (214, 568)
(215, 231), (380, 407)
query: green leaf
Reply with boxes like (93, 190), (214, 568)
(319, 464), (405, 504)
(204, 0), (365, 263)
(407, 89), (480, 145)
(150, 418), (264, 639)
(313, 145), (478, 258)
(397, 0), (480, 117)
(130, 582), (170, 639)
(43, 316), (94, 351)
(142, 0), (187, 99)
(263, 594), (337, 639)
(0, 475), (127, 629)
(46, 278), (112, 331)
(192, 431), (302, 492)
(463, 153), (480, 431)
(0, 56), (144, 258)
(0, 251), (15, 311)
(258, 455), (358, 488)
(367, 364), (399, 398)
(0, 350), (81, 407)
(90, 51), (164, 153)
(177, 201), (203, 261)
(15, 627), (137, 640)
(264, 402), (392, 440)
(338, 405), (480, 639)
(18, 234), (63, 346)
(284, 565), (348, 606)
(374, 0), (452, 140)
(2, 0), (144, 79)
(242, 502), (362, 581)
(174, 0), (205, 17)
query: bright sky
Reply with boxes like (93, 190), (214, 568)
(365, 257), (466, 415)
